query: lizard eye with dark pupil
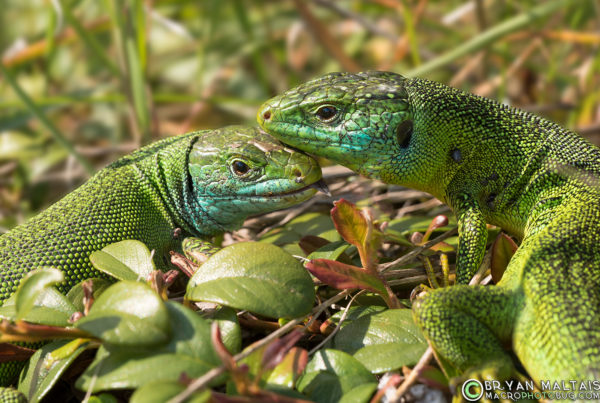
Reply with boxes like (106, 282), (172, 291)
(232, 161), (250, 176)
(316, 105), (338, 121)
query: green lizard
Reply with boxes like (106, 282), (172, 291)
(258, 71), (600, 397)
(0, 125), (325, 386)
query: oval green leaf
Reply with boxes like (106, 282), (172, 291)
(307, 240), (352, 263)
(332, 308), (427, 373)
(338, 383), (378, 403)
(186, 242), (315, 319)
(206, 306), (241, 354)
(74, 281), (170, 347)
(89, 240), (155, 281)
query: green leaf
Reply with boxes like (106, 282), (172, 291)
(18, 339), (89, 403)
(0, 286), (76, 326)
(76, 302), (225, 392)
(332, 309), (427, 373)
(186, 242), (315, 319)
(353, 343), (427, 374)
(338, 383), (378, 403)
(89, 240), (155, 281)
(306, 240), (352, 262)
(239, 334), (307, 390)
(265, 347), (308, 388)
(297, 349), (376, 403)
(205, 306), (241, 354)
(328, 306), (387, 326)
(14, 268), (64, 321)
(74, 281), (170, 347)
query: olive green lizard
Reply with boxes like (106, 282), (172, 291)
(258, 71), (600, 397)
(0, 125), (325, 386)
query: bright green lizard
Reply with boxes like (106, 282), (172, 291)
(0, 125), (325, 387)
(258, 71), (600, 398)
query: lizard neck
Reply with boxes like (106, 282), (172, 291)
(404, 77), (591, 237)
(129, 133), (227, 237)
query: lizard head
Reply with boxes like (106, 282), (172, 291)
(187, 126), (327, 234)
(258, 71), (419, 185)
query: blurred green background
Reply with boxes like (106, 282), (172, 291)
(1, 0), (599, 231)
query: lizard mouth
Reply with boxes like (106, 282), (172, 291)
(282, 178), (330, 197)
(267, 178), (330, 199)
(258, 120), (344, 155)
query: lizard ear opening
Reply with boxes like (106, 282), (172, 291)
(395, 120), (413, 148)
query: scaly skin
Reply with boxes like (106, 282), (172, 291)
(258, 71), (600, 398)
(0, 125), (323, 386)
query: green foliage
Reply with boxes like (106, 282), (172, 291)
(0, 201), (455, 401)
(186, 242), (315, 319)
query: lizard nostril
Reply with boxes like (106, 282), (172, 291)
(262, 110), (271, 121)
(293, 169), (304, 182)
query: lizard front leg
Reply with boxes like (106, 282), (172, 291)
(453, 195), (488, 284)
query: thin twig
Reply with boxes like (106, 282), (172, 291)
(390, 347), (434, 402)
(308, 290), (364, 355)
(380, 228), (458, 272)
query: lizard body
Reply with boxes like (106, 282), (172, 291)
(258, 71), (600, 396)
(0, 125), (323, 385)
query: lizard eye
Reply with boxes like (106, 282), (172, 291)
(315, 105), (338, 122)
(231, 160), (250, 176)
